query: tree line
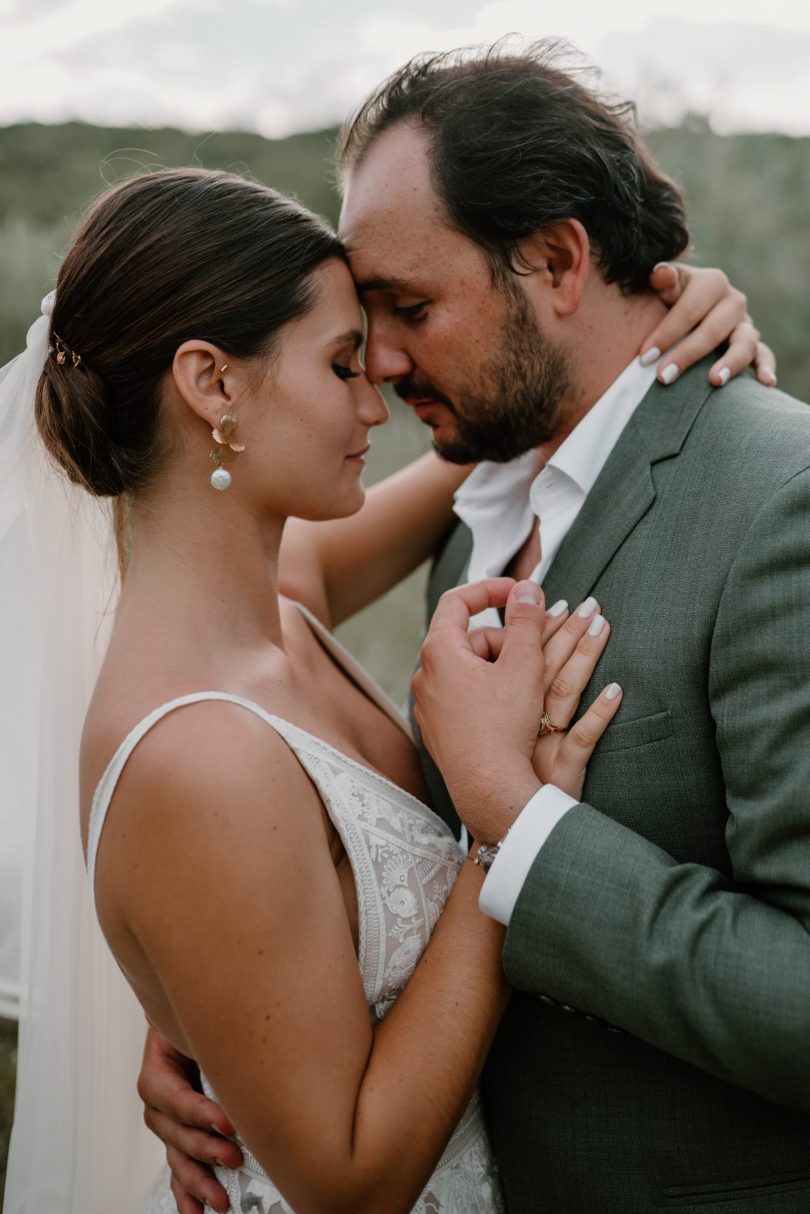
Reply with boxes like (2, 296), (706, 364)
(0, 118), (808, 397)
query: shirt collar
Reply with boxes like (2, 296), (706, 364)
(544, 355), (660, 497)
(452, 448), (540, 583)
(453, 355), (659, 579)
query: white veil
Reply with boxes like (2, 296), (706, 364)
(1, 297), (163, 1212)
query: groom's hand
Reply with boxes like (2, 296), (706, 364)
(138, 1026), (242, 1214)
(413, 578), (545, 842)
(413, 580), (624, 841)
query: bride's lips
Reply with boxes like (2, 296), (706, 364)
(346, 443), (370, 463)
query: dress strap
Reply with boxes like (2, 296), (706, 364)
(86, 691), (288, 915)
(289, 600), (414, 742)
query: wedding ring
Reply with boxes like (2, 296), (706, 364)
(539, 711), (563, 737)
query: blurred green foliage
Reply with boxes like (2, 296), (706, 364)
(0, 121), (341, 364)
(0, 117), (808, 1195)
(647, 122), (810, 396)
(1, 120), (809, 396)
(1, 113), (807, 721)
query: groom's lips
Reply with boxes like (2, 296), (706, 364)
(405, 397), (445, 421)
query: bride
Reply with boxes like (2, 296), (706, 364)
(4, 165), (765, 1214)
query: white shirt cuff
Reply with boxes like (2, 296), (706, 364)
(479, 785), (578, 926)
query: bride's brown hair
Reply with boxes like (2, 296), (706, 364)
(36, 168), (344, 499)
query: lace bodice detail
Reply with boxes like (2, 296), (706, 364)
(88, 608), (503, 1214)
(295, 723), (463, 1018)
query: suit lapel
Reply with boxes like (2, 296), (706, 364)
(541, 361), (716, 607)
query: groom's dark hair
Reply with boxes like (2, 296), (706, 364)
(337, 38), (689, 295)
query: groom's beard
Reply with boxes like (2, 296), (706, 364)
(395, 285), (575, 464)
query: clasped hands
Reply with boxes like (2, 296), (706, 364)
(411, 578), (623, 845)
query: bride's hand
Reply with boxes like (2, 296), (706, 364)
(528, 596), (622, 801)
(412, 579), (622, 843)
(644, 262), (777, 388)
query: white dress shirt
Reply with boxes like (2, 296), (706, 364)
(452, 355), (661, 924)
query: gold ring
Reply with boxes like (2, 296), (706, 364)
(539, 711), (563, 737)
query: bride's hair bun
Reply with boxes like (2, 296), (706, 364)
(35, 168), (344, 498)
(38, 347), (147, 497)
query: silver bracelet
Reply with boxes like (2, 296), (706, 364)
(471, 828), (511, 872)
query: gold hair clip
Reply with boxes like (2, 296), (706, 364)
(53, 333), (82, 368)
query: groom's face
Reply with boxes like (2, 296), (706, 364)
(338, 122), (573, 463)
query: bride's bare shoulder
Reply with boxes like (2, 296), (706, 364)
(79, 675), (211, 827)
(87, 689), (338, 971)
(80, 682), (323, 856)
(86, 684), (355, 1068)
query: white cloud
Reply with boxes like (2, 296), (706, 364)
(0, 0), (198, 65)
(601, 18), (810, 134)
(0, 0), (808, 135)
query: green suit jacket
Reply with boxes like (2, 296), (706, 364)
(418, 361), (810, 1212)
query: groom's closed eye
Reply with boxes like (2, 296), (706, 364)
(394, 301), (429, 322)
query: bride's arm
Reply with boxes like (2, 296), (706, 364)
(133, 581), (619, 1211)
(279, 451), (472, 626)
(101, 630), (540, 1213)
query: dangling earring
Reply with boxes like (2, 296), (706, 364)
(209, 412), (245, 491)
(209, 363), (244, 491)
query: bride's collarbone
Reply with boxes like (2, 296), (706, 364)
(279, 680), (407, 783)
(278, 614), (419, 779)
(86, 612), (424, 807)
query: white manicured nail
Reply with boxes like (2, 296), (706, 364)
(660, 363), (679, 385)
(605, 683), (622, 701)
(639, 346), (661, 367)
(588, 614), (606, 637)
(577, 596), (598, 620)
(547, 599), (568, 617)
(652, 261), (670, 272)
(764, 370), (777, 386)
(717, 366), (730, 386)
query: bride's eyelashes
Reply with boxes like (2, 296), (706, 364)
(332, 363), (362, 380)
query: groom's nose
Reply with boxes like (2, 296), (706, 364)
(363, 323), (414, 386)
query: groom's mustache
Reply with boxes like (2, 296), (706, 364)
(393, 375), (456, 413)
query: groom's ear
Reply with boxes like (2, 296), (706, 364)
(171, 341), (233, 427)
(516, 220), (591, 318)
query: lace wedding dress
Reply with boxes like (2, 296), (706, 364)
(86, 605), (505, 1214)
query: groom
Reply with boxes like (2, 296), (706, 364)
(335, 44), (810, 1213)
(143, 44), (809, 1213)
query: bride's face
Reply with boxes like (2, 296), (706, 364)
(251, 258), (388, 520)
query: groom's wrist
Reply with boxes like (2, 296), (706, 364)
(458, 765), (542, 845)
(479, 784), (578, 926)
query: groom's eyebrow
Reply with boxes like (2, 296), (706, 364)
(352, 275), (413, 296)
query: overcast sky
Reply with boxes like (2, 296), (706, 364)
(2, 0), (809, 137)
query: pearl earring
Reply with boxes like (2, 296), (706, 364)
(209, 411), (245, 491)
(210, 466), (232, 491)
